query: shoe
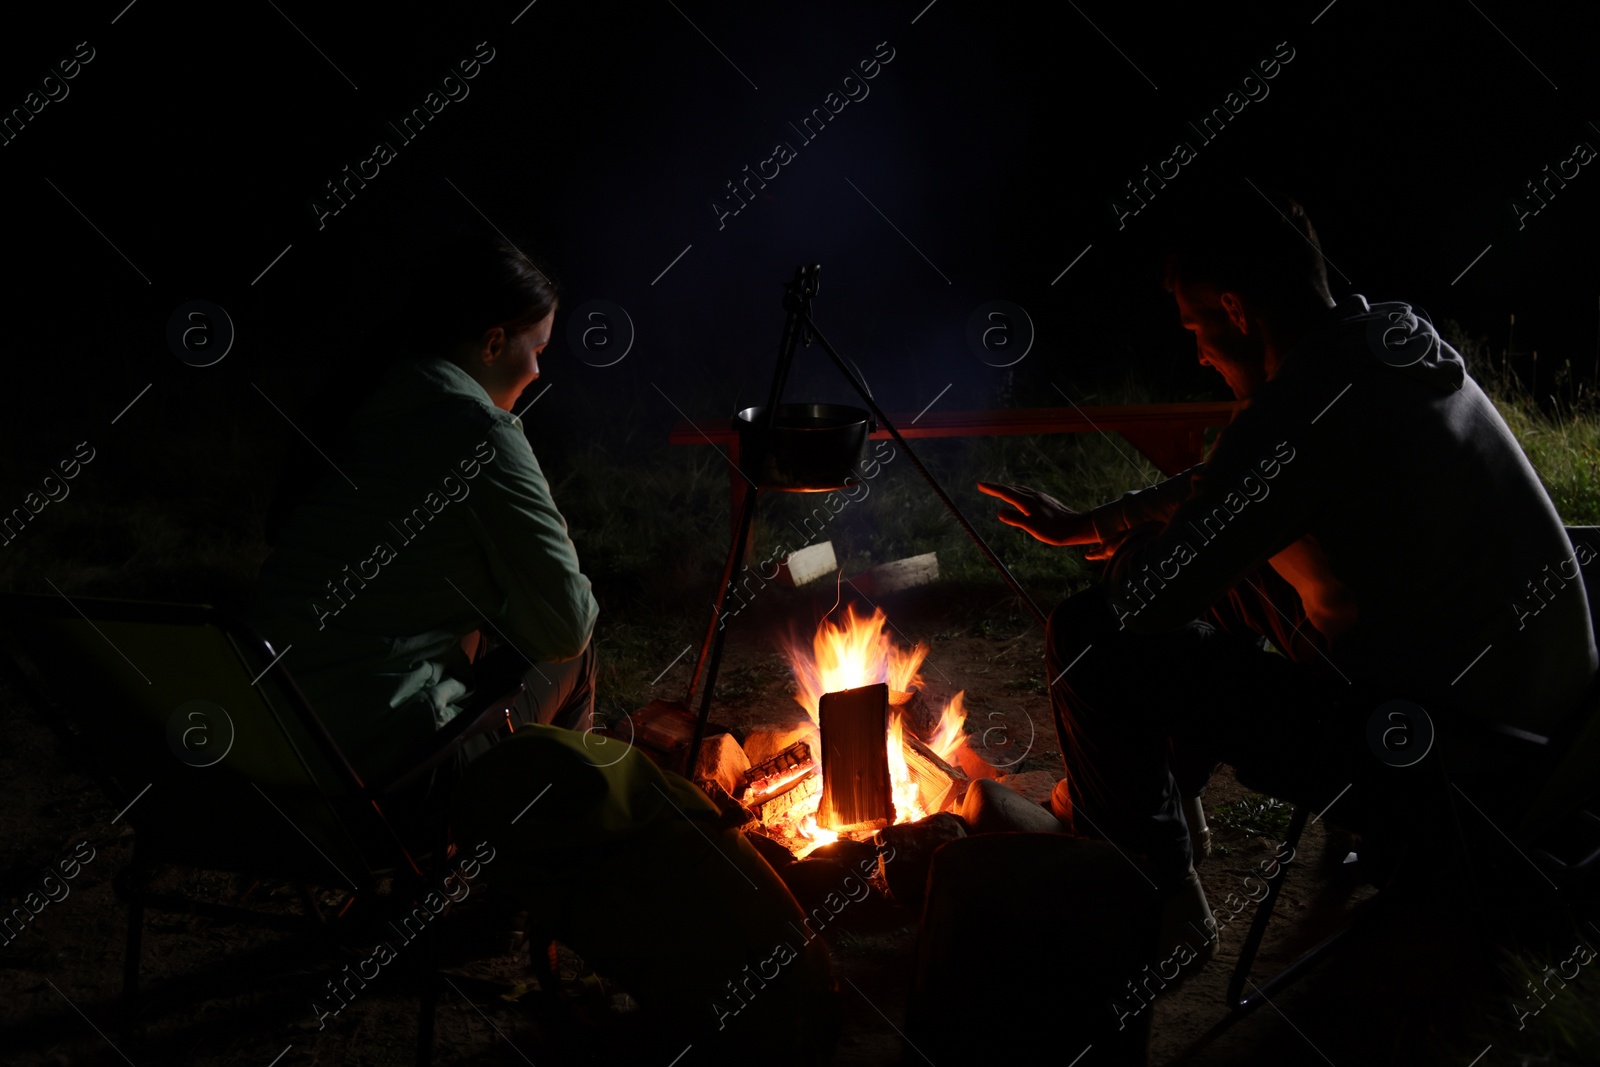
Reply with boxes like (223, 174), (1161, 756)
(1156, 864), (1218, 975)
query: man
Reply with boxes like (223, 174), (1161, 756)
(251, 237), (598, 799)
(980, 189), (1597, 963)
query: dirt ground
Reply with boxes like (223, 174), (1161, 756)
(0, 577), (1591, 1066)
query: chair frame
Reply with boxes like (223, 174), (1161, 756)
(0, 591), (526, 1067)
(1223, 525), (1600, 1017)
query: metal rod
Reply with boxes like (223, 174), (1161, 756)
(685, 267), (818, 769)
(687, 481), (762, 773)
(684, 266), (814, 710)
(800, 312), (1049, 627)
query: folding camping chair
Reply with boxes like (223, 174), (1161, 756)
(1222, 525), (1600, 1016)
(0, 591), (532, 1067)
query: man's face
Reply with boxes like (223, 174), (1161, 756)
(1174, 280), (1266, 400)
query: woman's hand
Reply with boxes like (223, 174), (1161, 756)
(978, 481), (1101, 547)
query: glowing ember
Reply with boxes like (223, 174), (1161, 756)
(775, 606), (967, 854)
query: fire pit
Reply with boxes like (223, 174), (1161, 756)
(702, 606), (970, 857)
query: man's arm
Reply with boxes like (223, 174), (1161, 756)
(979, 465), (1203, 558)
(461, 419), (599, 662)
(1087, 465), (1203, 544)
(1103, 412), (1309, 633)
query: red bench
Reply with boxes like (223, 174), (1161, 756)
(668, 401), (1241, 536)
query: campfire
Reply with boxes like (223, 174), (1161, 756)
(747, 606), (969, 856)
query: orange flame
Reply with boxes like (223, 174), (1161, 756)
(928, 691), (966, 763)
(785, 605), (927, 722)
(887, 712), (925, 823)
(773, 606), (968, 849)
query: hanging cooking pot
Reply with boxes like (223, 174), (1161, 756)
(734, 403), (876, 491)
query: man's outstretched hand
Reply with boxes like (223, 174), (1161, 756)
(978, 481), (1101, 548)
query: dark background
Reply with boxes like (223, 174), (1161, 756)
(3, 0), (1598, 505)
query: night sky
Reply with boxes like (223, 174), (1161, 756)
(3, 5), (1599, 1063)
(4, 0), (1599, 474)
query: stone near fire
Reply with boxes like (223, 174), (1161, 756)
(779, 858), (894, 934)
(697, 778), (755, 829)
(692, 731), (750, 798)
(848, 551), (939, 597)
(807, 838), (881, 872)
(950, 742), (1001, 783)
(875, 811), (968, 911)
(905, 834), (1163, 1062)
(994, 769), (1060, 806)
(960, 777), (1068, 835)
(744, 830), (796, 870)
(741, 718), (821, 767)
(777, 541), (837, 587)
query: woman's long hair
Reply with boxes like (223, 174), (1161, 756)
(264, 235), (560, 545)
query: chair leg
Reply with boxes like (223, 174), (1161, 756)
(417, 918), (439, 1067)
(123, 896), (144, 1012)
(118, 854), (148, 1021)
(1227, 803), (1308, 1012)
(1227, 802), (1366, 1015)
(416, 820), (451, 1067)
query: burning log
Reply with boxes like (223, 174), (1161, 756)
(899, 731), (968, 814)
(744, 740), (816, 799)
(747, 771), (821, 822)
(741, 719), (821, 766)
(889, 687), (938, 741)
(817, 683), (894, 832)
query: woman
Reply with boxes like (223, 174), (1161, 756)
(253, 237), (838, 1061)
(251, 235), (599, 798)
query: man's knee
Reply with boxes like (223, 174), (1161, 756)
(1046, 588), (1113, 666)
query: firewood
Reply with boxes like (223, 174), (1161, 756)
(890, 688), (942, 745)
(900, 731), (969, 815)
(746, 771), (820, 822)
(744, 739), (816, 799)
(818, 683), (894, 832)
(741, 718), (821, 766)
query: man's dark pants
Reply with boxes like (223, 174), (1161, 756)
(1046, 565), (1385, 887)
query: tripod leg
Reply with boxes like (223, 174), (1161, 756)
(686, 484), (762, 772)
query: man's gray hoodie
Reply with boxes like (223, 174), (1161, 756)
(1089, 294), (1596, 737)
